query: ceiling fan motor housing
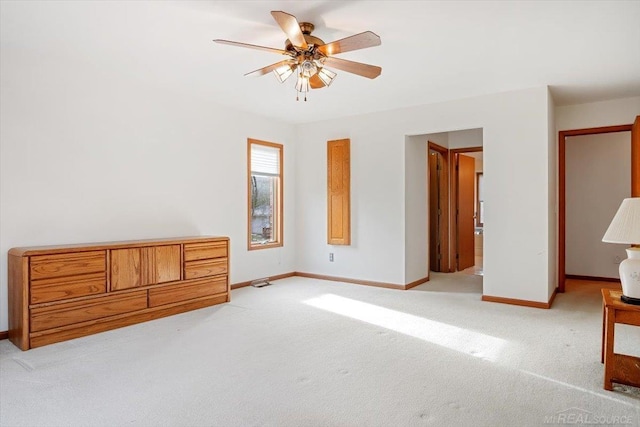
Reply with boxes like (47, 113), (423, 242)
(284, 22), (325, 53)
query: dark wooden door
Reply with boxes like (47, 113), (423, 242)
(429, 151), (441, 271)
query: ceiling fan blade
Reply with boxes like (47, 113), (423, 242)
(245, 60), (295, 77)
(213, 39), (290, 56)
(271, 11), (308, 50)
(317, 31), (381, 56)
(322, 57), (381, 79)
(309, 74), (326, 89)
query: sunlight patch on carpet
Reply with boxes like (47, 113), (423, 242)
(520, 369), (640, 407)
(304, 294), (507, 361)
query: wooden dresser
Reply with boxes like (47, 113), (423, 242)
(8, 236), (230, 350)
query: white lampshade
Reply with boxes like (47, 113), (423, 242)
(295, 74), (310, 93)
(273, 64), (294, 83)
(602, 198), (640, 244)
(317, 67), (337, 86)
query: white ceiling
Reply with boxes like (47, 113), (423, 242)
(2, 1), (639, 124)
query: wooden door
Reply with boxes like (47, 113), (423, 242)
(457, 154), (475, 270)
(111, 248), (142, 291)
(429, 151), (440, 271)
(428, 142), (450, 272)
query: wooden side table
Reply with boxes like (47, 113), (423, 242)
(601, 289), (640, 391)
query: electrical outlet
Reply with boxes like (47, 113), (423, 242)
(614, 256), (622, 265)
(329, 253), (334, 262)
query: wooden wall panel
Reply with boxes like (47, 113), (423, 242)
(327, 139), (351, 245)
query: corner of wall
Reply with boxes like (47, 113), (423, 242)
(547, 87), (558, 298)
(404, 135), (428, 284)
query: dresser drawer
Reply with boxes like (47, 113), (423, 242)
(184, 241), (227, 261)
(184, 258), (227, 280)
(148, 276), (227, 307)
(30, 251), (106, 280)
(30, 290), (147, 332)
(31, 272), (106, 304)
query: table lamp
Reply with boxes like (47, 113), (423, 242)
(602, 197), (640, 305)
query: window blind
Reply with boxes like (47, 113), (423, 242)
(251, 144), (280, 176)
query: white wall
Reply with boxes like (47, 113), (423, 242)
(404, 136), (428, 283)
(547, 89), (557, 297)
(565, 133), (631, 278)
(294, 120), (406, 284)
(0, 38), (297, 332)
(295, 87), (554, 302)
(556, 97), (640, 130)
(425, 132), (449, 148)
(425, 129), (482, 150)
(448, 128), (483, 149)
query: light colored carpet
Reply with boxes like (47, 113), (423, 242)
(1, 274), (639, 426)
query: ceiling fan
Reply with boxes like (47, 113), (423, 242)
(214, 11), (382, 101)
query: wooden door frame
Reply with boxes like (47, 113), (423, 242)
(476, 172), (484, 227)
(450, 146), (483, 271)
(428, 142), (450, 272)
(558, 119), (638, 293)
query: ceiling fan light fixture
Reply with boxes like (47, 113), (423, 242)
(317, 67), (337, 86)
(215, 11), (381, 101)
(300, 59), (317, 78)
(295, 74), (310, 93)
(273, 64), (295, 83)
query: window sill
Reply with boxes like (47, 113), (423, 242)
(248, 242), (283, 251)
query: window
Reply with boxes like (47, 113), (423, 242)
(248, 139), (283, 249)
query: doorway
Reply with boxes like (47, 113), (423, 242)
(558, 115), (640, 292)
(427, 139), (483, 275)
